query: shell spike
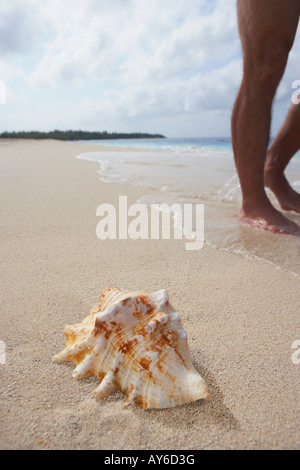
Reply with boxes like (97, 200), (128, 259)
(149, 289), (169, 308)
(52, 336), (89, 363)
(93, 372), (116, 399)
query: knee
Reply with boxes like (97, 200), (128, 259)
(243, 42), (290, 101)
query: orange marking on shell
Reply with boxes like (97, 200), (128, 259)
(93, 319), (112, 339)
(140, 357), (151, 370)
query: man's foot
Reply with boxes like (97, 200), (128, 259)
(239, 199), (300, 235)
(264, 166), (300, 214)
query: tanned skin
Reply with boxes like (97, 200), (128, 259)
(231, 0), (300, 234)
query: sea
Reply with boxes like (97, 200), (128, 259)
(76, 137), (300, 277)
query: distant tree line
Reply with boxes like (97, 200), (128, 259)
(0, 130), (165, 141)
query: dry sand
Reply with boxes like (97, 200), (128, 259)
(0, 139), (299, 450)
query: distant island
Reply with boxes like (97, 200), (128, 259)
(0, 130), (165, 141)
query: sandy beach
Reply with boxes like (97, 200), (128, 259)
(0, 139), (299, 450)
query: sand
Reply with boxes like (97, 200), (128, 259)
(0, 139), (299, 450)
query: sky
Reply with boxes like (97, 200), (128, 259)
(0, 0), (299, 138)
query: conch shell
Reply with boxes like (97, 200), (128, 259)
(53, 288), (209, 409)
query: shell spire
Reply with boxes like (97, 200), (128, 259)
(53, 288), (209, 409)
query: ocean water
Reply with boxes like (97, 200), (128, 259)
(76, 137), (300, 276)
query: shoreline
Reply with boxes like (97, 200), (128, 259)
(76, 141), (300, 278)
(0, 139), (299, 450)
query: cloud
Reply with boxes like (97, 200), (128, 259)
(0, 0), (45, 56)
(0, 59), (21, 81)
(121, 1), (240, 85)
(23, 0), (241, 134)
(35, 55), (241, 137)
(0, 0), (297, 136)
(28, 0), (239, 88)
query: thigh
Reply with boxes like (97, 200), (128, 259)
(237, 0), (300, 61)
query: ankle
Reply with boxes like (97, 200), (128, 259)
(241, 193), (270, 216)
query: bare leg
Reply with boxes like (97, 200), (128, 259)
(265, 103), (300, 213)
(231, 0), (300, 234)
